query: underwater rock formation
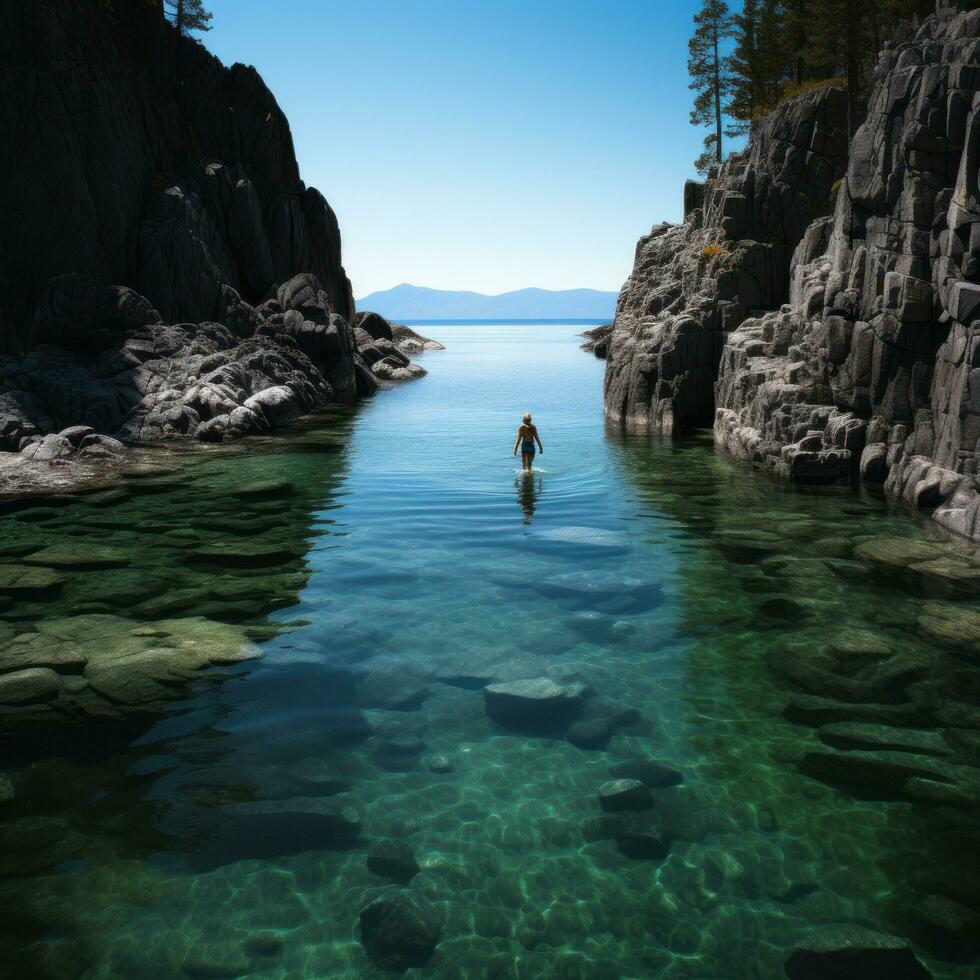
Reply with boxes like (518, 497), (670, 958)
(359, 892), (441, 972)
(606, 1), (980, 539)
(0, 0), (438, 494)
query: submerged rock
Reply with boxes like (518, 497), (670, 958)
(181, 940), (249, 979)
(483, 677), (586, 732)
(784, 925), (931, 979)
(196, 798), (362, 869)
(0, 615), (260, 721)
(367, 839), (421, 884)
(566, 700), (639, 750)
(598, 778), (653, 813)
(918, 602), (980, 656)
(359, 892), (441, 971)
(0, 564), (65, 598)
(22, 544), (130, 569)
(914, 893), (980, 957)
(426, 754), (454, 774)
(0, 667), (63, 705)
(610, 758), (683, 788)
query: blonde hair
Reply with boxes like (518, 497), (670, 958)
(522, 412), (532, 423)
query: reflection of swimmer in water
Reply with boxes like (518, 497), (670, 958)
(512, 412), (543, 472)
(516, 473), (541, 522)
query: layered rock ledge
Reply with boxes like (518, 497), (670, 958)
(605, 0), (980, 540)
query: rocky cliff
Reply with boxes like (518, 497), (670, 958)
(0, 0), (433, 492)
(606, 0), (980, 540)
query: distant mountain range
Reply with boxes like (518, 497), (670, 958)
(356, 283), (618, 320)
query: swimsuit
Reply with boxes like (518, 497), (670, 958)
(521, 438), (535, 455)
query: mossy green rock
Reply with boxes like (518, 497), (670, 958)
(187, 542), (301, 567)
(24, 544), (130, 570)
(0, 564), (66, 597)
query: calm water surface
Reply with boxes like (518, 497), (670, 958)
(0, 324), (978, 978)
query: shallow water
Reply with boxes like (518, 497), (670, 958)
(1, 324), (979, 979)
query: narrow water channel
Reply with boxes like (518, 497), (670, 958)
(0, 325), (977, 979)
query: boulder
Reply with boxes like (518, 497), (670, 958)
(243, 386), (303, 427)
(783, 926), (931, 979)
(359, 892), (441, 972)
(598, 779), (653, 812)
(483, 677), (586, 732)
(0, 667), (63, 705)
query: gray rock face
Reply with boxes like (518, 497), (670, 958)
(607, 3), (980, 540)
(0, 2), (352, 355)
(604, 87), (848, 431)
(713, 5), (980, 539)
(0, 4), (441, 496)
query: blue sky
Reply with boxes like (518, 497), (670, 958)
(204, 0), (740, 297)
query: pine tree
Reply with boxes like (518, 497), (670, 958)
(688, 0), (736, 174)
(725, 0), (762, 137)
(726, 0), (785, 137)
(164, 0), (212, 34)
(783, 0), (812, 86)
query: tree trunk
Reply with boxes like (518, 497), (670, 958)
(713, 26), (722, 163)
(176, 0), (184, 33)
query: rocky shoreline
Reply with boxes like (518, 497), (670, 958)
(603, 0), (980, 541)
(0, 1), (443, 500)
(0, 275), (441, 498)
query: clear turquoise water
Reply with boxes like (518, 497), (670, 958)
(0, 324), (978, 978)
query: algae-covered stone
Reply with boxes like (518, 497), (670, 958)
(11, 615), (261, 713)
(784, 925), (931, 979)
(910, 556), (980, 588)
(359, 892), (440, 971)
(799, 748), (966, 799)
(187, 541), (301, 567)
(230, 479), (296, 499)
(23, 544), (130, 569)
(0, 564), (66, 598)
(918, 602), (980, 655)
(0, 632), (87, 673)
(783, 694), (924, 728)
(0, 667), (63, 705)
(817, 722), (949, 757)
(854, 538), (943, 568)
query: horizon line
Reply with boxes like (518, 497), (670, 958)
(356, 282), (621, 299)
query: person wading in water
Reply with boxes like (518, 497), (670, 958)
(513, 412), (543, 472)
